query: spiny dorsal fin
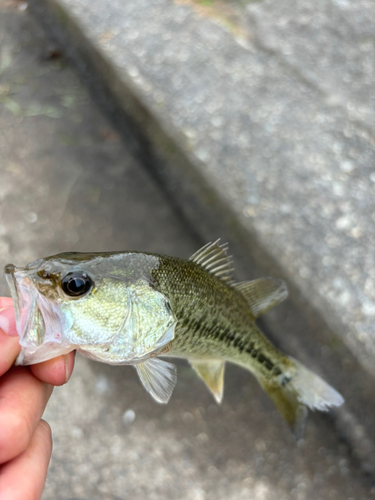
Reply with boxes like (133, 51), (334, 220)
(189, 240), (234, 284)
(233, 278), (288, 318)
(135, 358), (177, 404)
(190, 359), (225, 403)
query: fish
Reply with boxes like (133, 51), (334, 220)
(4, 240), (344, 437)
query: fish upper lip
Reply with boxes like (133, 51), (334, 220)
(4, 264), (37, 342)
(4, 264), (21, 328)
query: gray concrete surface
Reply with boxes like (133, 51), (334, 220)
(26, 0), (375, 472)
(1, 2), (375, 499)
(246, 0), (375, 132)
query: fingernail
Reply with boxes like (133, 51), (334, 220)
(64, 355), (70, 384)
(0, 306), (18, 336)
(64, 352), (75, 384)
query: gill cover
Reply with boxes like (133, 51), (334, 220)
(71, 280), (178, 404)
(122, 282), (176, 358)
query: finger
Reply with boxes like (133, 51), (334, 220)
(0, 299), (20, 377)
(0, 420), (52, 500)
(0, 331), (20, 378)
(0, 298), (18, 336)
(30, 351), (76, 386)
(0, 367), (53, 464)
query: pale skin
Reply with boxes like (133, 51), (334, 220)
(0, 297), (76, 500)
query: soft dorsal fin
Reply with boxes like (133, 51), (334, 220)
(233, 278), (288, 318)
(135, 358), (177, 404)
(190, 359), (225, 403)
(189, 240), (234, 284)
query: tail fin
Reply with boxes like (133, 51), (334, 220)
(260, 357), (344, 439)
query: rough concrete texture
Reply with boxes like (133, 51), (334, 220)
(26, 0), (375, 471)
(246, 0), (375, 131)
(1, 3), (375, 499)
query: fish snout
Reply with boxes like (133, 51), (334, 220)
(4, 263), (41, 341)
(4, 263), (22, 316)
(4, 263), (17, 276)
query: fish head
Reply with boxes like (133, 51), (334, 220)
(4, 252), (176, 366)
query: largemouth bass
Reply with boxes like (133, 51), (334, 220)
(4, 241), (343, 437)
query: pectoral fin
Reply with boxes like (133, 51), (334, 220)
(190, 359), (225, 403)
(135, 358), (177, 404)
(233, 278), (288, 318)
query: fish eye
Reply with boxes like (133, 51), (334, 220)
(61, 272), (93, 297)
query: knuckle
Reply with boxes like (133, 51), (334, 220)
(2, 410), (32, 459)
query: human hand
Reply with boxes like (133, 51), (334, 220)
(0, 297), (75, 500)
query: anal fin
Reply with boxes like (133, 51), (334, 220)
(136, 358), (177, 404)
(190, 359), (225, 403)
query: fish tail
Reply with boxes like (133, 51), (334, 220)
(259, 356), (344, 439)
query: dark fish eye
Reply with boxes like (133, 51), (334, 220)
(61, 272), (93, 297)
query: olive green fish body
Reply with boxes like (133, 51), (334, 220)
(152, 256), (288, 380)
(4, 241), (344, 437)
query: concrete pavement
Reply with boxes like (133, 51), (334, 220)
(0, 1), (374, 498)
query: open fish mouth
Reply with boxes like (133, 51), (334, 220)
(3, 263), (69, 365)
(4, 263), (44, 345)
(4, 263), (84, 365)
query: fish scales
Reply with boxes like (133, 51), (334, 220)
(3, 241), (344, 438)
(151, 256), (286, 379)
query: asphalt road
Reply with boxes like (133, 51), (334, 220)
(0, 2), (373, 499)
